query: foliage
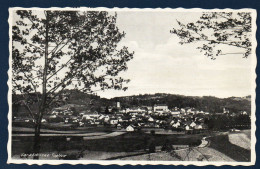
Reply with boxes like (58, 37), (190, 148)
(12, 10), (134, 116)
(112, 93), (251, 114)
(12, 9), (134, 157)
(170, 12), (252, 59)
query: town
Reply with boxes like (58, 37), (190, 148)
(13, 100), (251, 134)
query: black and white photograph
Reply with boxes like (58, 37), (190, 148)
(8, 8), (256, 165)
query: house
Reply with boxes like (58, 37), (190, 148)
(118, 116), (123, 122)
(24, 118), (35, 123)
(185, 125), (191, 130)
(82, 113), (99, 120)
(171, 110), (180, 116)
(154, 104), (168, 114)
(104, 115), (110, 122)
(65, 118), (69, 123)
(172, 121), (181, 128)
(49, 115), (57, 119)
(72, 119), (79, 123)
(197, 111), (204, 114)
(194, 124), (203, 130)
(190, 108), (197, 115)
(126, 125), (135, 132)
(180, 108), (186, 114)
(148, 117), (154, 122)
(110, 118), (118, 125)
(170, 120), (175, 125)
(190, 121), (197, 128)
(126, 107), (147, 114)
(41, 119), (47, 123)
(223, 108), (229, 114)
(79, 122), (84, 127)
(117, 123), (122, 130)
(119, 109), (126, 113)
(51, 110), (60, 115)
(64, 110), (73, 116)
(95, 120), (103, 125)
(241, 111), (248, 115)
(98, 115), (105, 120)
(82, 115), (92, 120)
(146, 106), (153, 111)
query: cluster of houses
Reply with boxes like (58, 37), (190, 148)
(13, 102), (249, 133)
(35, 103), (211, 132)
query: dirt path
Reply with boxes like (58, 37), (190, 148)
(82, 131), (126, 140)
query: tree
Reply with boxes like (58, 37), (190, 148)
(12, 10), (134, 158)
(170, 12), (252, 59)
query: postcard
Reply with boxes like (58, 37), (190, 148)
(8, 7), (256, 166)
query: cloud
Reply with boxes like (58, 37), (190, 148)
(96, 12), (253, 99)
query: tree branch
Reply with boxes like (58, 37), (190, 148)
(22, 100), (36, 124)
(45, 83), (68, 107)
(203, 39), (250, 49)
(12, 81), (36, 123)
(49, 39), (70, 60)
(46, 57), (73, 81)
(23, 41), (44, 52)
(48, 38), (68, 57)
(22, 72), (40, 104)
(26, 15), (45, 38)
(46, 77), (71, 96)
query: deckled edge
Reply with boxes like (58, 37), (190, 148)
(7, 7), (257, 166)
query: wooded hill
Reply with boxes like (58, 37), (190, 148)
(111, 93), (251, 114)
(13, 90), (251, 116)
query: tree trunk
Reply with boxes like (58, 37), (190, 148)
(32, 110), (44, 160)
(33, 120), (41, 159)
(33, 11), (49, 160)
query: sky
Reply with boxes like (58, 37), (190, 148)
(96, 11), (255, 99)
(11, 9), (255, 99)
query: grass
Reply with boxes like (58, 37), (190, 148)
(12, 131), (202, 157)
(208, 134), (250, 162)
(12, 122), (116, 133)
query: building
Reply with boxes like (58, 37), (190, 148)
(190, 121), (197, 128)
(117, 102), (120, 108)
(223, 108), (229, 114)
(109, 118), (118, 125)
(126, 107), (147, 114)
(171, 110), (180, 116)
(126, 125), (135, 132)
(117, 123), (122, 130)
(154, 104), (168, 114)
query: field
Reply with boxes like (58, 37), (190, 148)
(208, 130), (251, 162)
(11, 124), (251, 162)
(12, 131), (202, 159)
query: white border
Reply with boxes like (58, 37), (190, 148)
(7, 7), (257, 166)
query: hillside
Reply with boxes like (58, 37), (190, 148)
(111, 93), (251, 114)
(12, 91), (251, 116)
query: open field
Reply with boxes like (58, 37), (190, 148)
(12, 122), (117, 132)
(12, 131), (202, 158)
(115, 131), (251, 162)
(208, 132), (251, 162)
(228, 130), (251, 150)
(119, 147), (235, 161)
(11, 127), (251, 162)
